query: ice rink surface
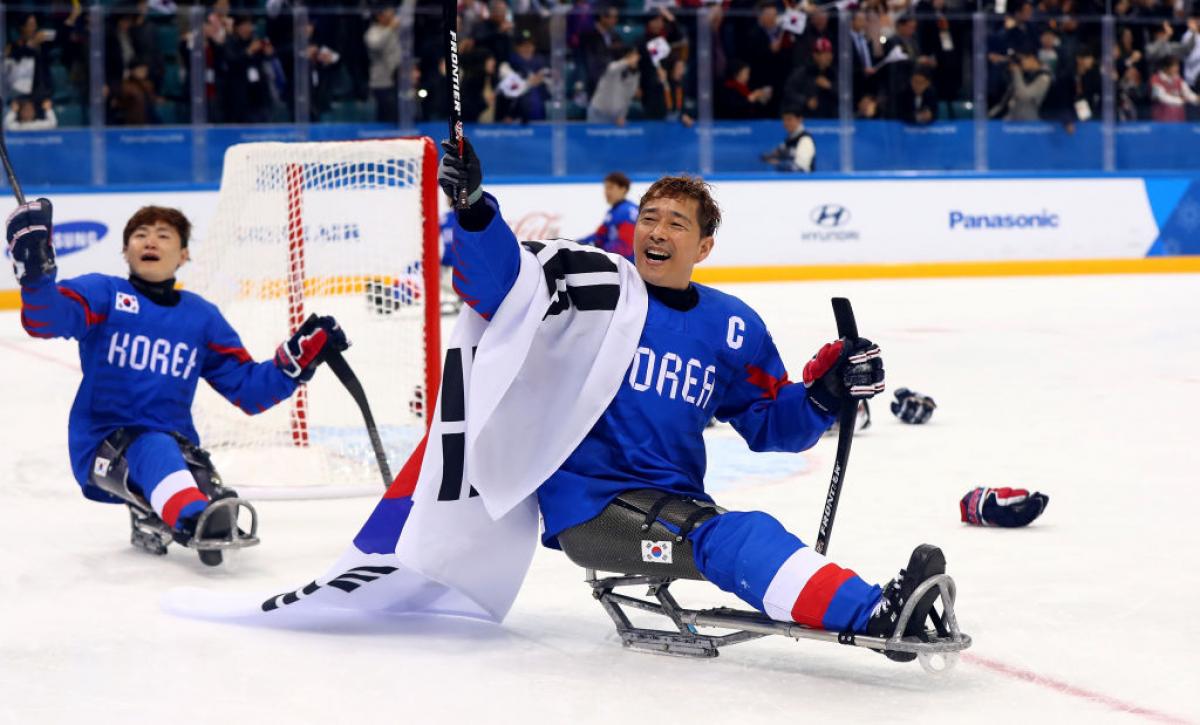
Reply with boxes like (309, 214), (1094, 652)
(2, 273), (1198, 725)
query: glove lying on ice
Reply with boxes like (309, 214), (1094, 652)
(274, 315), (350, 383)
(891, 387), (937, 424)
(960, 487), (1049, 528)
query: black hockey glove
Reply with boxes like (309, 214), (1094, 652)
(438, 138), (483, 207)
(274, 315), (350, 383)
(891, 387), (937, 424)
(961, 487), (1049, 527)
(802, 337), (885, 415)
(5, 197), (56, 285)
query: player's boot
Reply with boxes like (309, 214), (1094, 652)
(865, 543), (946, 662)
(173, 489), (241, 567)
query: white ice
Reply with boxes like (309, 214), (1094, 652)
(2, 274), (1198, 725)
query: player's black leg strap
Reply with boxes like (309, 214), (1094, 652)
(558, 489), (725, 580)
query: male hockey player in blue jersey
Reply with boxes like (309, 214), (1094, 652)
(439, 139), (951, 658)
(6, 200), (348, 566)
(577, 171), (638, 261)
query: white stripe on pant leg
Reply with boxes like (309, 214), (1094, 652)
(762, 546), (830, 622)
(149, 469), (201, 517)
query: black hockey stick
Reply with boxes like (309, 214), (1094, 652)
(443, 0), (469, 210)
(0, 122), (27, 204)
(814, 297), (858, 556)
(322, 345), (393, 488)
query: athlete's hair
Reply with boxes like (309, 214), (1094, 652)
(604, 171), (631, 190)
(123, 206), (192, 248)
(638, 175), (722, 238)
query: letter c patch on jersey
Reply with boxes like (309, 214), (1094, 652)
(727, 316), (746, 350)
(115, 291), (140, 314)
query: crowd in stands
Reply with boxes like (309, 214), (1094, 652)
(3, 0), (1199, 131)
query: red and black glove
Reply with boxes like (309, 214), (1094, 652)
(802, 337), (885, 415)
(960, 487), (1049, 527)
(274, 315), (349, 383)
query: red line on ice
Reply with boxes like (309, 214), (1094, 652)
(0, 338), (79, 372)
(964, 653), (1194, 724)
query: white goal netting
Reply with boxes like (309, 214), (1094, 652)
(186, 138), (440, 499)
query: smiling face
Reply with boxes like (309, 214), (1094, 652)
(633, 195), (714, 289)
(124, 220), (188, 283)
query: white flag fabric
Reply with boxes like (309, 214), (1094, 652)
(781, 9), (808, 36)
(163, 239), (648, 627)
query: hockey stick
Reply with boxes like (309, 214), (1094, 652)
(443, 0), (469, 210)
(0, 122), (27, 204)
(814, 297), (858, 556)
(322, 346), (393, 488)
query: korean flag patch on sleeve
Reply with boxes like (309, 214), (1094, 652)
(115, 291), (139, 314)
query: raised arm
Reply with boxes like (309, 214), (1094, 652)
(7, 198), (111, 340)
(438, 138), (521, 320)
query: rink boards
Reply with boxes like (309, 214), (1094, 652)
(3, 174), (1198, 310)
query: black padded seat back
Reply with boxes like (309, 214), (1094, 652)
(557, 489), (724, 580)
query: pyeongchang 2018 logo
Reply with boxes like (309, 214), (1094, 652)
(3, 220), (108, 258)
(802, 204), (859, 241)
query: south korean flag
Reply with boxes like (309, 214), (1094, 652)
(115, 291), (140, 314)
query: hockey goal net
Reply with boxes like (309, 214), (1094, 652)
(187, 138), (440, 499)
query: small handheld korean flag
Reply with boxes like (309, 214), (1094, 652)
(498, 68), (529, 99)
(781, 8), (807, 36)
(646, 36), (671, 67)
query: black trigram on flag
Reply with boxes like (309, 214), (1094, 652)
(522, 241), (621, 318)
(260, 565), (398, 612)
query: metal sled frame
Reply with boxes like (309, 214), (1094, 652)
(128, 497), (261, 556)
(585, 569), (972, 673)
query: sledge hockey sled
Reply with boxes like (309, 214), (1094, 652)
(559, 490), (971, 673)
(90, 430), (260, 566)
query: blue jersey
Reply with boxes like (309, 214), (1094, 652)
(579, 199), (637, 260)
(451, 196), (834, 547)
(18, 273), (296, 498)
(439, 210), (457, 267)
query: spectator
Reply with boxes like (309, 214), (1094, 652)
(114, 59), (161, 125)
(365, 6), (403, 123)
(857, 93), (882, 118)
(761, 107), (815, 172)
(999, 51), (1051, 120)
(219, 15), (275, 123)
(849, 11), (882, 102)
(1146, 20), (1198, 66)
(461, 50), (499, 122)
(782, 37), (837, 119)
(879, 14), (925, 117)
(716, 60), (772, 119)
(3, 98), (57, 131)
(897, 68), (938, 123)
(1184, 18), (1200, 94)
(497, 31), (549, 122)
(794, 4), (835, 66)
(915, 0), (963, 106)
(4, 14), (55, 102)
(1118, 65), (1149, 120)
(636, 12), (686, 121)
(474, 0), (516, 68)
(1150, 57), (1199, 121)
(1038, 29), (1062, 76)
(578, 5), (623, 95)
(1046, 45), (1101, 127)
(588, 47), (641, 125)
(745, 0), (792, 115)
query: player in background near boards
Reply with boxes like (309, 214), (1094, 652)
(6, 200), (348, 565)
(578, 171), (638, 261)
(439, 139), (953, 658)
